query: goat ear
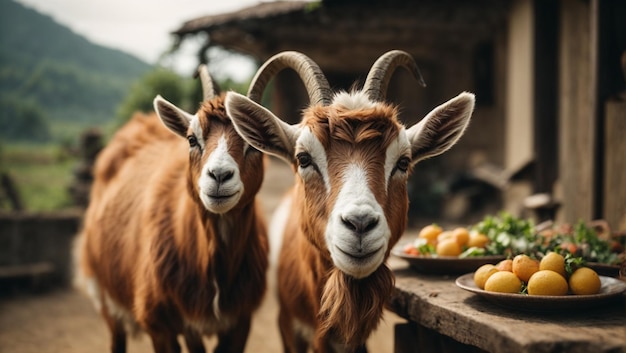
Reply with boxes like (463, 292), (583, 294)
(225, 92), (298, 164)
(406, 92), (474, 165)
(153, 95), (193, 138)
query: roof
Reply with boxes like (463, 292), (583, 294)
(173, 0), (510, 73)
(175, 1), (310, 35)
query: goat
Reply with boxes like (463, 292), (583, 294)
(225, 50), (475, 353)
(75, 66), (272, 353)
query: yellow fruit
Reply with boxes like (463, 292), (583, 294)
(437, 231), (454, 243)
(527, 270), (569, 296)
(512, 254), (540, 283)
(539, 252), (566, 277)
(436, 238), (462, 256)
(452, 227), (470, 246)
(569, 267), (602, 295)
(474, 264), (499, 290)
(484, 271), (522, 293)
(496, 259), (513, 272)
(418, 224), (442, 245)
(467, 232), (489, 248)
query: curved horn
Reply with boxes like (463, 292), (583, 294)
(363, 50), (427, 102)
(247, 51), (332, 106)
(195, 64), (216, 101)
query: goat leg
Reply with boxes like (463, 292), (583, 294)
(183, 329), (206, 353)
(100, 298), (127, 353)
(149, 331), (181, 353)
(214, 315), (251, 353)
(353, 344), (368, 353)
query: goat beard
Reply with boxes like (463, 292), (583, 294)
(317, 264), (394, 350)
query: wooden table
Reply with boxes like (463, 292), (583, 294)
(388, 257), (626, 353)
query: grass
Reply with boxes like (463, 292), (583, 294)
(1, 142), (79, 212)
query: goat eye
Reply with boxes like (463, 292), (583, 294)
(188, 135), (198, 148)
(296, 152), (312, 168)
(244, 144), (259, 157)
(396, 157), (410, 173)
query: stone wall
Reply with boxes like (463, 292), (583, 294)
(0, 210), (82, 285)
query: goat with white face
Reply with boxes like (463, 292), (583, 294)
(225, 50), (475, 353)
(76, 66), (273, 353)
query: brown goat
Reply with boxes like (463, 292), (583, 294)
(225, 51), (475, 353)
(75, 67), (270, 353)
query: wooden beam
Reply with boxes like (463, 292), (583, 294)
(604, 98), (626, 231)
(558, 0), (596, 222)
(532, 0), (558, 194)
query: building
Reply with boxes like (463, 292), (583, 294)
(172, 0), (626, 230)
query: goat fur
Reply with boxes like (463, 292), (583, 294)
(76, 95), (268, 353)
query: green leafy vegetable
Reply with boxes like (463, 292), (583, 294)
(472, 212), (536, 256)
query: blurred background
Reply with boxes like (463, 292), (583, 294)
(2, 0), (625, 224)
(0, 0), (625, 351)
(0, 0), (260, 213)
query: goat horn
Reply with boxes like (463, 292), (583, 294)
(247, 51), (332, 106)
(363, 50), (427, 102)
(195, 64), (216, 101)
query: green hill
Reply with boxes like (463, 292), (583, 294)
(0, 0), (153, 142)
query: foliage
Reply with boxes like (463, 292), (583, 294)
(115, 68), (186, 125)
(217, 77), (250, 95)
(0, 1), (259, 212)
(564, 253), (586, 277)
(0, 0), (150, 77)
(0, 0), (152, 142)
(115, 68), (251, 126)
(536, 220), (624, 265)
(0, 97), (50, 142)
(470, 213), (625, 265)
(407, 212), (625, 268)
(473, 212), (536, 256)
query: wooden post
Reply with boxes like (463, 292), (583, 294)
(604, 99), (626, 231)
(0, 173), (23, 211)
(603, 52), (626, 231)
(596, 2), (626, 228)
(558, 0), (596, 222)
(393, 321), (486, 353)
(532, 0), (558, 195)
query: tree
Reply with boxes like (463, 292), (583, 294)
(115, 68), (186, 126)
(0, 97), (50, 142)
(114, 66), (252, 128)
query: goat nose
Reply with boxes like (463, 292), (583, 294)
(208, 169), (234, 183)
(341, 213), (379, 235)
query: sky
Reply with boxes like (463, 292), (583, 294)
(15, 0), (264, 81)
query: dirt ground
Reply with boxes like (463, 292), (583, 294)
(0, 157), (407, 353)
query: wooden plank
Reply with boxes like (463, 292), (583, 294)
(558, 0), (596, 222)
(594, 1), (626, 222)
(387, 246), (626, 353)
(604, 99), (626, 231)
(0, 262), (54, 279)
